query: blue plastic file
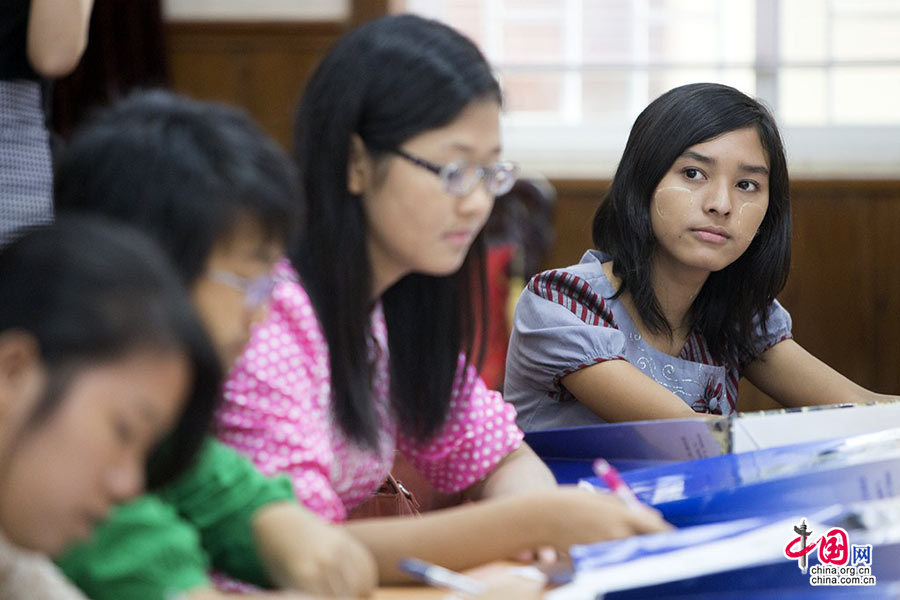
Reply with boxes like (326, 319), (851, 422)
(524, 417), (728, 483)
(581, 430), (900, 527)
(552, 498), (900, 599)
(527, 402), (900, 484)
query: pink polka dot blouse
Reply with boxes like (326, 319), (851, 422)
(216, 260), (524, 522)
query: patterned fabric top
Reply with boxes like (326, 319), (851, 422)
(504, 250), (792, 431)
(216, 260), (524, 522)
(0, 80), (52, 246)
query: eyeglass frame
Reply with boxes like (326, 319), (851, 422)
(207, 269), (278, 310)
(389, 148), (518, 198)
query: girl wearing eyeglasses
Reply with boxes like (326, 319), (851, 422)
(504, 82), (897, 430)
(216, 13), (669, 583)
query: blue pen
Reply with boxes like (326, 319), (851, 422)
(398, 557), (487, 596)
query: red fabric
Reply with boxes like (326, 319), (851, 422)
(479, 244), (514, 390)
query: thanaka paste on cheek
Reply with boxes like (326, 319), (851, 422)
(734, 202), (767, 242)
(653, 186), (694, 219)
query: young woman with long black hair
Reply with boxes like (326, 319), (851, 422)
(217, 14), (668, 583)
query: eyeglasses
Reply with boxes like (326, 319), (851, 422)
(391, 148), (518, 197)
(207, 269), (278, 310)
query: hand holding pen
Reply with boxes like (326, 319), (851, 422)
(592, 458), (645, 511)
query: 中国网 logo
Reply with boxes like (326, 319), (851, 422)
(783, 518), (876, 586)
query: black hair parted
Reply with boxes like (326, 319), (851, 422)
(54, 89), (301, 285)
(592, 82), (792, 364)
(291, 14), (498, 448)
(0, 216), (222, 488)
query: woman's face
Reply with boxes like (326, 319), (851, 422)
(357, 99), (501, 297)
(0, 348), (189, 555)
(649, 126), (770, 276)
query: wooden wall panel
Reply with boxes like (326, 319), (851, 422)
(162, 22), (899, 410)
(786, 184), (877, 387)
(545, 180), (606, 269)
(871, 193), (900, 393)
(165, 22), (343, 149)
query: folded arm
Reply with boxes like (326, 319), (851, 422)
(744, 339), (899, 408)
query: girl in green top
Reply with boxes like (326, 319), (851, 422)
(0, 217), (220, 598)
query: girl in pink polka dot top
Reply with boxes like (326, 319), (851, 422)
(217, 14), (669, 583)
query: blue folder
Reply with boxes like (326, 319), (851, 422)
(562, 499), (900, 599)
(524, 417), (728, 483)
(581, 431), (900, 527)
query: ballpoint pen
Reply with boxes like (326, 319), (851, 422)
(398, 557), (486, 597)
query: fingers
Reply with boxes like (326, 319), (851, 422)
(551, 487), (672, 546)
(336, 542), (377, 597)
(510, 546), (556, 565)
(537, 547), (558, 564)
(626, 504), (673, 535)
(513, 549), (535, 562)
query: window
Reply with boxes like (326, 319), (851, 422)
(399, 0), (900, 178)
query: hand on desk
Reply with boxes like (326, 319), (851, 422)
(520, 487), (671, 557)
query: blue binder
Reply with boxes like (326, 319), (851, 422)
(524, 417), (728, 483)
(581, 430), (900, 527)
(557, 499), (900, 599)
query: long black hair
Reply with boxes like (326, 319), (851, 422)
(0, 217), (222, 488)
(291, 14), (501, 448)
(593, 82), (791, 364)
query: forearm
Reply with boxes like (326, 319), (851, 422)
(746, 340), (900, 408)
(343, 487), (670, 584)
(252, 501), (377, 597)
(253, 502), (319, 589)
(463, 443), (556, 501)
(563, 360), (706, 421)
(27, 0), (94, 77)
(342, 496), (551, 583)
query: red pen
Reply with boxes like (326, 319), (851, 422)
(592, 458), (644, 510)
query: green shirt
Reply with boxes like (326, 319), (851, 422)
(56, 439), (296, 599)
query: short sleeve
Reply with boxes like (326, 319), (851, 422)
(55, 496), (210, 599)
(158, 439), (295, 586)
(506, 270), (627, 396)
(752, 298), (793, 356)
(397, 357), (524, 494)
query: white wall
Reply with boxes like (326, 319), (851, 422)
(163, 0), (350, 21)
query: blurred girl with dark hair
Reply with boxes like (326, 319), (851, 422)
(0, 217), (219, 598)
